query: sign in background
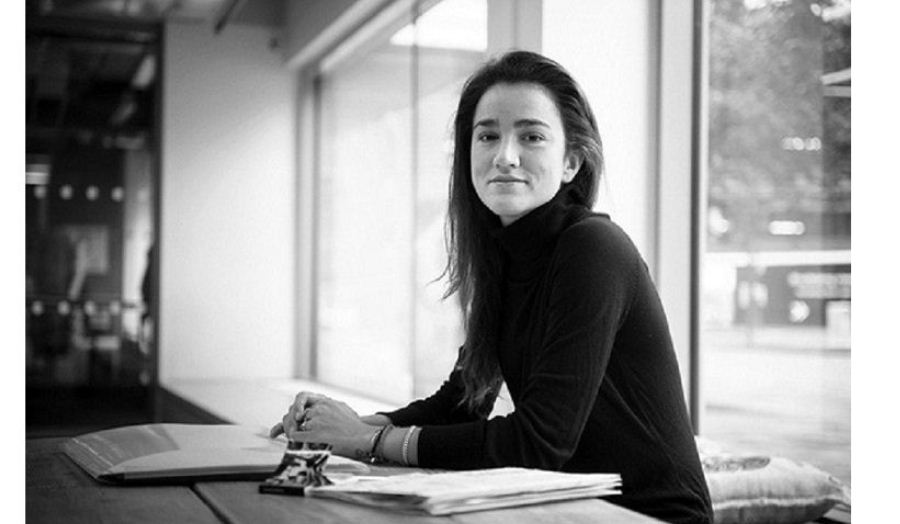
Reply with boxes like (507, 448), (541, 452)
(734, 264), (851, 326)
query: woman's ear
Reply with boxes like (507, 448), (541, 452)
(562, 151), (583, 183)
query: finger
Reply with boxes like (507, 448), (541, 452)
(269, 422), (284, 439)
(292, 392), (324, 420)
(294, 391), (316, 410)
(283, 411), (296, 435)
(286, 391), (328, 435)
(295, 391), (328, 410)
(287, 404), (301, 430)
(293, 392), (306, 410)
(285, 399), (309, 434)
(288, 428), (320, 443)
(287, 421), (306, 442)
(288, 395), (310, 426)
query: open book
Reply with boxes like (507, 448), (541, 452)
(306, 467), (621, 515)
(62, 423), (369, 482)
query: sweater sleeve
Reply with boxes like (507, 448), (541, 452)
(416, 218), (640, 470)
(380, 350), (498, 427)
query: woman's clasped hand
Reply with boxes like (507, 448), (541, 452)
(269, 391), (377, 459)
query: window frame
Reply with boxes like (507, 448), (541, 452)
(651, 0), (703, 429)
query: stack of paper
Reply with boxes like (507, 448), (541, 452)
(62, 423), (369, 482)
(308, 467), (621, 515)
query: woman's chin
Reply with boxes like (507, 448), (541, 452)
(488, 206), (529, 226)
(485, 196), (546, 225)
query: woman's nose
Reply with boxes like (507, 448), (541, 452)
(494, 138), (521, 171)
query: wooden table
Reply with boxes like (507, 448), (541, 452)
(26, 438), (661, 523)
(26, 438), (221, 523)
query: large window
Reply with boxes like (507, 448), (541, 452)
(308, 1), (851, 488)
(698, 0), (851, 485)
(314, 0), (487, 404)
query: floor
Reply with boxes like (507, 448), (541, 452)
(26, 385), (155, 439)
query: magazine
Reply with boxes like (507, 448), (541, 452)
(305, 467), (621, 515)
(62, 423), (369, 482)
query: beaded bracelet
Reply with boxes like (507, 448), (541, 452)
(401, 426), (417, 466)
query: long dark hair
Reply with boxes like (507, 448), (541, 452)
(444, 50), (604, 410)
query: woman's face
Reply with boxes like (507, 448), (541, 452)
(470, 82), (581, 226)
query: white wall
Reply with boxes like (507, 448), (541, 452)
(159, 22), (295, 382)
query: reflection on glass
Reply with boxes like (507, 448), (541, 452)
(412, 0), (487, 398)
(315, 0), (487, 403)
(317, 27), (416, 403)
(700, 0), (850, 485)
(26, 149), (156, 387)
(26, 30), (158, 391)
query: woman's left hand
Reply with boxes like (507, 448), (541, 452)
(271, 394), (377, 459)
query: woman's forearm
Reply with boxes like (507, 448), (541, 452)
(371, 424), (421, 466)
(361, 413), (392, 426)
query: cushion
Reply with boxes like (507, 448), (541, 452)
(697, 437), (851, 524)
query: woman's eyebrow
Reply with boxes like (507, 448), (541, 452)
(514, 118), (551, 129)
(473, 118), (498, 129)
(473, 118), (551, 129)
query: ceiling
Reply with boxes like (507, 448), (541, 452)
(26, 0), (282, 154)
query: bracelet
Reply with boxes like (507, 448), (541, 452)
(368, 425), (390, 463)
(401, 426), (417, 466)
(375, 424), (394, 462)
(366, 427), (382, 456)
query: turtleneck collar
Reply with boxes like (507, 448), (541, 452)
(491, 185), (587, 279)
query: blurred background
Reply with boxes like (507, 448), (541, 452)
(24, 0), (282, 435)
(26, 0), (162, 436)
(23, 0), (851, 487)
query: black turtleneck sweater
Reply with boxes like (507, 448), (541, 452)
(383, 190), (713, 524)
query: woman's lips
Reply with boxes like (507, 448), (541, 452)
(489, 177), (526, 184)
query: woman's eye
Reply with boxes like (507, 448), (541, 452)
(476, 133), (498, 142)
(523, 133), (545, 143)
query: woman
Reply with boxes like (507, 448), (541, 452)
(271, 50), (713, 523)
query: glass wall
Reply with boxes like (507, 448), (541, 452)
(699, 0), (851, 484)
(315, 0), (487, 403)
(25, 18), (159, 434)
(26, 27), (158, 394)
